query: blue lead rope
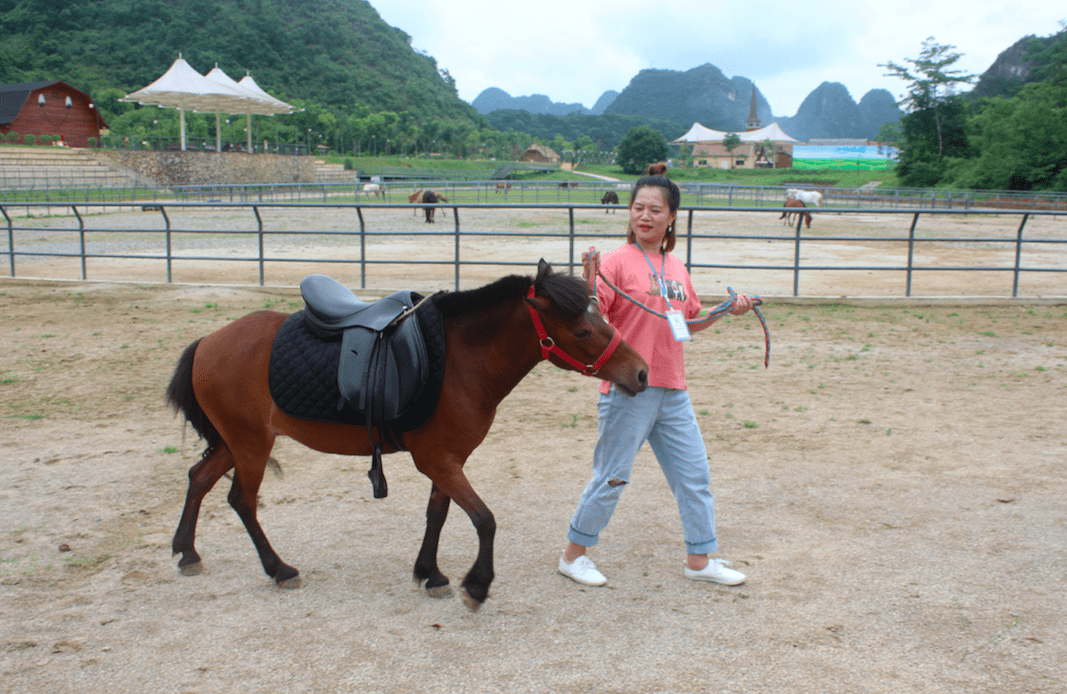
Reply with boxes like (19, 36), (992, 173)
(588, 248), (770, 368)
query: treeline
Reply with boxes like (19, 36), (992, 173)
(0, 0), (481, 129)
(101, 96), (544, 160)
(483, 110), (687, 151)
(894, 28), (1067, 191)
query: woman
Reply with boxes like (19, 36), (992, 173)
(557, 175), (755, 587)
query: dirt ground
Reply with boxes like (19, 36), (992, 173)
(1, 210), (1067, 693)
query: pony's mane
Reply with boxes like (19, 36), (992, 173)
(433, 263), (589, 320)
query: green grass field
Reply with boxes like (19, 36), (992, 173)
(793, 158), (897, 171)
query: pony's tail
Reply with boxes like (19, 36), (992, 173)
(165, 338), (222, 455)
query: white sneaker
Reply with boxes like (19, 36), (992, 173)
(684, 558), (746, 586)
(558, 553), (607, 586)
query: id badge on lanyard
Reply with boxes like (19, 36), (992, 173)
(666, 309), (692, 341)
(642, 249), (691, 342)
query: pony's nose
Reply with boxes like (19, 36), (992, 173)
(637, 369), (648, 388)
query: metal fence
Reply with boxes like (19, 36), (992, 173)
(5, 178), (1067, 212)
(1, 201), (1065, 299)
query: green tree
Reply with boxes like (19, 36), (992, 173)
(616, 125), (668, 175)
(880, 37), (976, 162)
(943, 82), (1067, 191)
(722, 132), (741, 154)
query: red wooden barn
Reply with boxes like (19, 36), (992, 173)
(0, 80), (109, 147)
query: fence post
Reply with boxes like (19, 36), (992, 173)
(72, 205), (86, 280)
(1, 206), (13, 277)
(254, 205), (264, 286)
(454, 205), (461, 291)
(356, 206), (366, 290)
(1012, 213), (1029, 298)
(567, 206), (575, 275)
(905, 212), (920, 297)
(793, 211), (802, 297)
(160, 206), (172, 283)
(685, 209), (694, 273)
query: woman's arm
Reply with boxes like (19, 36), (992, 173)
(689, 293), (757, 333)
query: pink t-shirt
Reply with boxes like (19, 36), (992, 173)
(596, 243), (701, 393)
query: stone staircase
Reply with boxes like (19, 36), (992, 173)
(313, 158), (360, 183)
(0, 146), (154, 189)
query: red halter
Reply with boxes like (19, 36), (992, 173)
(526, 286), (622, 376)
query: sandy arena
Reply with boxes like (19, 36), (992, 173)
(1, 206), (1066, 693)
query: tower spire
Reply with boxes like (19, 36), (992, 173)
(745, 86), (761, 131)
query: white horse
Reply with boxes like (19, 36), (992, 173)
(362, 183), (384, 197)
(787, 188), (823, 207)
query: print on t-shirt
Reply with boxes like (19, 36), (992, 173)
(645, 273), (688, 302)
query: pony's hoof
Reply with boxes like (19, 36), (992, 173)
(459, 587), (483, 612)
(426, 584), (453, 600)
(179, 561), (203, 576)
(276, 574), (303, 589)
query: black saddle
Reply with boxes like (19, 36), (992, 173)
(269, 274), (446, 498)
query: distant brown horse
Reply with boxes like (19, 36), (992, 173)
(165, 261), (649, 610)
(601, 190), (619, 212)
(558, 181), (579, 189)
(494, 182), (512, 193)
(645, 161), (668, 176)
(780, 198), (812, 228)
(409, 189), (448, 222)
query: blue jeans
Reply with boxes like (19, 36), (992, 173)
(567, 386), (718, 555)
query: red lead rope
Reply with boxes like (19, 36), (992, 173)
(527, 286), (622, 376)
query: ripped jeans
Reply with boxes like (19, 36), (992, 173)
(567, 386), (718, 555)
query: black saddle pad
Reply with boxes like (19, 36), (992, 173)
(268, 299), (447, 433)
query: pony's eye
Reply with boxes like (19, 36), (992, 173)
(575, 329), (591, 339)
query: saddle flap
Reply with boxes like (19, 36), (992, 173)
(337, 313), (429, 421)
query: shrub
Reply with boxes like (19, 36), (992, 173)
(23, 134), (36, 146)
(6, 132), (19, 144)
(87, 137), (98, 148)
(343, 157), (355, 170)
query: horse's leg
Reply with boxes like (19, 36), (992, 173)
(225, 436), (302, 588)
(412, 483), (453, 598)
(425, 468), (495, 611)
(172, 444), (235, 575)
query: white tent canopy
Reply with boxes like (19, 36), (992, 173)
(672, 121), (799, 144)
(205, 66), (300, 153)
(121, 56), (300, 152)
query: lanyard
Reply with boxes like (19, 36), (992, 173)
(639, 247), (674, 311)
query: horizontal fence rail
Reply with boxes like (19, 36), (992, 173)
(5, 177), (1067, 212)
(1, 201), (1065, 299)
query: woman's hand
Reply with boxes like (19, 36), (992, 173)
(581, 249), (600, 282)
(728, 293), (756, 316)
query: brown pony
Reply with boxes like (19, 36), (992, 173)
(645, 161), (668, 176)
(601, 190), (619, 212)
(165, 261), (648, 610)
(780, 198), (812, 228)
(409, 189), (448, 222)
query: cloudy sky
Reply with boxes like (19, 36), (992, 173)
(370, 0), (1064, 117)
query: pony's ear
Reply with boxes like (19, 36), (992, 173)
(536, 258), (551, 279)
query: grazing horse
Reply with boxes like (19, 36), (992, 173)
(408, 189), (448, 221)
(362, 183), (385, 198)
(165, 261), (649, 610)
(645, 161), (668, 176)
(780, 198), (812, 228)
(601, 190), (619, 212)
(558, 181), (579, 189)
(786, 188), (822, 207)
(494, 182), (512, 194)
(420, 190), (448, 223)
